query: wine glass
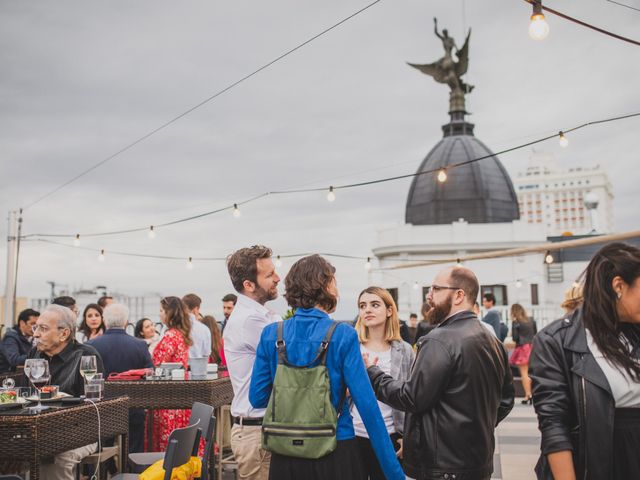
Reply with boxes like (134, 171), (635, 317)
(80, 355), (97, 382)
(24, 358), (50, 411)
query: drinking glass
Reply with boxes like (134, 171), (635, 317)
(24, 358), (50, 411)
(80, 355), (98, 382)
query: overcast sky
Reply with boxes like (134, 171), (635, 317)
(1, 0), (638, 320)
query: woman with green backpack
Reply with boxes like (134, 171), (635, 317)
(249, 254), (405, 480)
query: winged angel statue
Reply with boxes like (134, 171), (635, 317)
(408, 18), (473, 103)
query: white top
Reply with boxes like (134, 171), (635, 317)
(352, 344), (395, 437)
(189, 314), (212, 359)
(223, 293), (281, 417)
(586, 328), (640, 408)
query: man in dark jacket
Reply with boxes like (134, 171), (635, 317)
(88, 303), (153, 453)
(2, 308), (39, 370)
(366, 266), (515, 480)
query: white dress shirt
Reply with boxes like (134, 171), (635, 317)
(189, 314), (212, 358)
(223, 293), (281, 417)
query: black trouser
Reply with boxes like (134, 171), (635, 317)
(355, 433), (402, 480)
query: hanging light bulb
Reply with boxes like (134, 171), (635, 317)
(437, 169), (447, 183)
(544, 250), (554, 264)
(186, 257), (194, 270)
(456, 258), (462, 267)
(148, 225), (156, 239)
(73, 234), (80, 247)
(558, 131), (569, 148)
(232, 203), (241, 218)
(98, 249), (105, 262)
(327, 186), (336, 202)
(515, 279), (523, 289)
(529, 1), (550, 40)
(413, 281), (419, 291)
(364, 257), (372, 270)
(275, 255), (282, 268)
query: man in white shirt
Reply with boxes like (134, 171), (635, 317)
(223, 245), (281, 480)
(182, 293), (212, 359)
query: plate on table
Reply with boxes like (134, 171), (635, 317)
(26, 391), (71, 403)
(0, 396), (28, 411)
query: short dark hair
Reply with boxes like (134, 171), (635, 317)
(227, 245), (273, 293)
(53, 296), (76, 309)
(450, 267), (479, 304)
(482, 292), (496, 305)
(284, 254), (337, 312)
(97, 296), (113, 308)
(409, 313), (418, 319)
(222, 293), (238, 304)
(182, 293), (202, 310)
(18, 308), (39, 323)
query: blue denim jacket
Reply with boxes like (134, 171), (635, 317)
(249, 307), (405, 480)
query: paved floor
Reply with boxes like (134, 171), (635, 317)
(493, 401), (540, 480)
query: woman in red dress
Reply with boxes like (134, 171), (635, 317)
(150, 296), (193, 451)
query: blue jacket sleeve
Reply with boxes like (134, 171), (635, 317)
(249, 329), (274, 409)
(341, 328), (405, 480)
(3, 333), (27, 368)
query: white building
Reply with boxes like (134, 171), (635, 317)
(514, 151), (614, 236)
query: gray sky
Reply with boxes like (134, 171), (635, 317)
(1, 0), (638, 319)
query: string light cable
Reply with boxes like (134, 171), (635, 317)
(524, 0), (640, 46)
(606, 0), (640, 14)
(21, 0), (384, 211)
(21, 110), (640, 241)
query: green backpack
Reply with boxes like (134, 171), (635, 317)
(261, 321), (342, 459)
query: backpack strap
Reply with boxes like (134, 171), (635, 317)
(276, 321), (288, 365)
(275, 321), (340, 368)
(318, 322), (339, 366)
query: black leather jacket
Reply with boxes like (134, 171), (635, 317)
(368, 310), (514, 480)
(529, 309), (628, 479)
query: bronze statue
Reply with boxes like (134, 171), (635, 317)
(408, 18), (473, 113)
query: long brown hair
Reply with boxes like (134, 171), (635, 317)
(355, 287), (401, 343)
(79, 303), (105, 338)
(161, 296), (192, 346)
(582, 242), (640, 380)
(510, 303), (531, 324)
(201, 315), (223, 364)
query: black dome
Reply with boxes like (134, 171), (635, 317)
(405, 121), (520, 225)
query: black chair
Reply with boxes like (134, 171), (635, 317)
(129, 402), (216, 479)
(112, 420), (201, 480)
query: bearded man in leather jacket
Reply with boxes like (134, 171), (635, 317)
(365, 266), (515, 480)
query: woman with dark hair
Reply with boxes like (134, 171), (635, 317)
(76, 303), (105, 343)
(200, 315), (226, 366)
(150, 296), (193, 451)
(530, 242), (640, 479)
(249, 255), (404, 480)
(509, 303), (536, 405)
(134, 318), (161, 355)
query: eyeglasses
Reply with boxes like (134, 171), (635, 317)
(32, 324), (66, 334)
(426, 285), (462, 294)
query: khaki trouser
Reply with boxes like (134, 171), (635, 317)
(230, 424), (271, 480)
(40, 442), (98, 480)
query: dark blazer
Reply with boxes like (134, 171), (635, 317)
(88, 328), (153, 376)
(482, 308), (502, 338)
(2, 326), (33, 369)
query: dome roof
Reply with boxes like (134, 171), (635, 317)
(405, 121), (520, 225)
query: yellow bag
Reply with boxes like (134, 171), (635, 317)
(139, 456), (202, 480)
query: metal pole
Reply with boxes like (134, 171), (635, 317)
(4, 210), (19, 332)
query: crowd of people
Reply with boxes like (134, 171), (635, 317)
(1, 241), (639, 480)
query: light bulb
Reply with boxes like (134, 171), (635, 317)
(186, 257), (194, 270)
(529, 11), (549, 40)
(98, 249), (105, 262)
(364, 257), (372, 270)
(456, 258), (462, 267)
(515, 280), (523, 289)
(73, 234), (80, 247)
(233, 203), (241, 218)
(148, 226), (156, 239)
(327, 186), (336, 202)
(558, 131), (569, 148)
(413, 282), (419, 291)
(437, 169), (447, 183)
(545, 251), (554, 264)
(275, 255), (282, 268)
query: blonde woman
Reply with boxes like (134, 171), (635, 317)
(354, 287), (414, 479)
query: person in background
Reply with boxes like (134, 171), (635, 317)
(88, 304), (153, 453)
(76, 303), (105, 343)
(200, 315), (226, 366)
(473, 301), (499, 338)
(0, 343), (11, 374)
(134, 318), (161, 355)
(404, 313), (419, 346)
(97, 296), (114, 309)
(354, 286), (414, 478)
(250, 255), (404, 480)
(415, 302), (435, 343)
(221, 293), (238, 332)
(561, 284), (583, 315)
(53, 296), (79, 318)
(2, 308), (38, 369)
(182, 293), (212, 359)
(151, 296), (192, 451)
(481, 292), (502, 339)
(509, 303), (537, 405)
(530, 242), (640, 479)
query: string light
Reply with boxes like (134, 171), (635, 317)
(148, 226), (156, 239)
(437, 169), (448, 183)
(558, 131), (569, 148)
(456, 258), (462, 266)
(275, 255), (283, 268)
(327, 186), (336, 202)
(98, 249), (105, 262)
(365, 257), (372, 270)
(232, 204), (241, 218)
(515, 279), (523, 288)
(73, 234), (80, 247)
(413, 281), (420, 290)
(529, 0), (550, 40)
(186, 257), (194, 270)
(544, 250), (554, 264)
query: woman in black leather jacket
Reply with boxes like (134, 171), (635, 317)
(529, 242), (640, 479)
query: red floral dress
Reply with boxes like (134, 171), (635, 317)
(150, 328), (190, 451)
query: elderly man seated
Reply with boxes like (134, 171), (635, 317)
(27, 304), (105, 480)
(88, 303), (153, 453)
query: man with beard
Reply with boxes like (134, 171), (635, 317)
(365, 266), (514, 480)
(223, 245), (281, 480)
